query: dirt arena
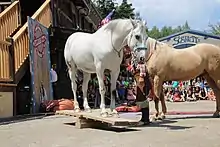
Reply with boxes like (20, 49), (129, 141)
(0, 101), (219, 147)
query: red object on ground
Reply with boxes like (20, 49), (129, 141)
(115, 105), (141, 112)
(42, 99), (74, 112)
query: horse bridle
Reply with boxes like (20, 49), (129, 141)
(110, 20), (136, 58)
(131, 38), (157, 67)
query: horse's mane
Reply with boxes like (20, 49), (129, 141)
(97, 19), (130, 32)
(147, 37), (173, 50)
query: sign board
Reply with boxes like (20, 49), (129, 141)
(172, 35), (200, 47)
(160, 31), (220, 49)
(28, 17), (53, 113)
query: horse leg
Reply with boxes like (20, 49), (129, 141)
(150, 97), (159, 122)
(110, 69), (120, 117)
(152, 75), (163, 121)
(68, 67), (80, 112)
(160, 91), (167, 119)
(203, 74), (220, 117)
(96, 63), (108, 117)
(82, 72), (91, 112)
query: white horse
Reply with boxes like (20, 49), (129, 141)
(64, 18), (147, 117)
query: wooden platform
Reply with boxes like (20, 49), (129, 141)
(55, 109), (139, 129)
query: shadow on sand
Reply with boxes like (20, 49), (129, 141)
(131, 119), (193, 130)
(168, 114), (219, 120)
(64, 118), (194, 132)
(64, 122), (140, 133)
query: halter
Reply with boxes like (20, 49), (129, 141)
(131, 38), (157, 67)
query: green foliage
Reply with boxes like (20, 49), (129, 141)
(93, 0), (135, 19)
(114, 0), (135, 19)
(148, 21), (191, 39)
(209, 22), (220, 35)
(93, 0), (116, 18)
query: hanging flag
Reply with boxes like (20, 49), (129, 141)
(98, 9), (115, 28)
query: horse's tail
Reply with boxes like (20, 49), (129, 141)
(64, 36), (73, 67)
(64, 36), (77, 75)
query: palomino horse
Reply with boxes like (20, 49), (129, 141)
(132, 36), (220, 119)
(64, 19), (147, 117)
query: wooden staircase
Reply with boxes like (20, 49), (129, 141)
(0, 1), (20, 82)
(0, 0), (52, 84)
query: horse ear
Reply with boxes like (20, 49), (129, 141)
(143, 20), (147, 26)
(130, 18), (137, 28)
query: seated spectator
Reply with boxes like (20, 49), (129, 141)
(172, 81), (179, 89)
(186, 87), (196, 101)
(117, 76), (126, 102)
(165, 88), (173, 102)
(199, 88), (208, 100)
(87, 84), (96, 102)
(207, 89), (216, 101)
(126, 84), (136, 101)
(173, 87), (184, 102)
(194, 86), (200, 100)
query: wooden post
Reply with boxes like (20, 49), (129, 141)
(6, 37), (15, 82)
(75, 116), (108, 129)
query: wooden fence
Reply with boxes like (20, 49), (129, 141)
(0, 40), (13, 81)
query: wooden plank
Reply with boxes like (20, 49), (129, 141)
(55, 109), (139, 127)
(0, 40), (11, 46)
(0, 2), (11, 5)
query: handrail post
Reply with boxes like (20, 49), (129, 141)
(6, 37), (15, 82)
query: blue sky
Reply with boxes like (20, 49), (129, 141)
(115, 0), (220, 31)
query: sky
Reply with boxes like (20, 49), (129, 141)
(115, 0), (220, 31)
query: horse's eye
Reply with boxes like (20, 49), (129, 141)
(135, 35), (140, 40)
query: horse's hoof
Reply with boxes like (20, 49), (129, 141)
(158, 114), (166, 120)
(85, 108), (92, 113)
(112, 113), (119, 118)
(74, 108), (81, 113)
(150, 116), (156, 122)
(100, 112), (108, 117)
(212, 112), (220, 118)
(112, 109), (119, 118)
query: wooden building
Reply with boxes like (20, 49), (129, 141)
(0, 0), (101, 118)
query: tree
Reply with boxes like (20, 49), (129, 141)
(160, 26), (174, 38)
(114, 0), (135, 19)
(148, 26), (161, 39)
(209, 23), (220, 35)
(147, 22), (192, 39)
(172, 26), (183, 33)
(94, 0), (116, 18)
(181, 21), (190, 30)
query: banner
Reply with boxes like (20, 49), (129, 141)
(28, 17), (53, 113)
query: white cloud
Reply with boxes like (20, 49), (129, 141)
(116, 0), (220, 30)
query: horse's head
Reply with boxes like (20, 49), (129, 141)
(127, 19), (148, 52)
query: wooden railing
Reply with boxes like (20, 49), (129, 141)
(12, 0), (51, 73)
(0, 40), (13, 81)
(0, 1), (20, 41)
(0, 2), (11, 13)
